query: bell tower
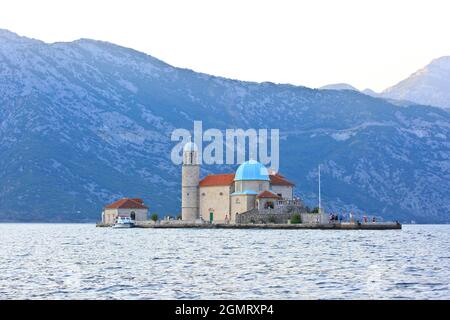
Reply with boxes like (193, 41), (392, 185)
(181, 141), (200, 221)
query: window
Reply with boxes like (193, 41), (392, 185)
(259, 184), (263, 191)
(264, 201), (274, 209)
(202, 192), (205, 196)
(236, 198), (240, 204)
(219, 192), (223, 196)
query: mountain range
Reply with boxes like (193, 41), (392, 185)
(321, 56), (450, 110)
(0, 29), (449, 223)
(383, 56), (450, 110)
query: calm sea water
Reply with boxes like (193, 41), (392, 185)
(0, 224), (448, 299)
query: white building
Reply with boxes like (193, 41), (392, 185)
(102, 198), (149, 225)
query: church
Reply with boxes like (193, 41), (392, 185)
(181, 142), (297, 223)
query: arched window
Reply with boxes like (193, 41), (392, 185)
(130, 211), (136, 220)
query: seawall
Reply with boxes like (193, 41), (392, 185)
(128, 222), (402, 230)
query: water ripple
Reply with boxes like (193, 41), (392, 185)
(0, 224), (449, 299)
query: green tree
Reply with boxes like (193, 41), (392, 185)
(150, 213), (158, 222)
(290, 213), (302, 224)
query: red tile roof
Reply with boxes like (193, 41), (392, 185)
(199, 173), (235, 187)
(198, 172), (295, 187)
(257, 190), (282, 199)
(269, 173), (295, 186)
(105, 198), (148, 209)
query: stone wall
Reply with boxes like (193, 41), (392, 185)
(199, 185), (231, 223)
(300, 213), (328, 224)
(235, 207), (326, 225)
(236, 209), (293, 224)
(230, 194), (257, 220)
(270, 185), (293, 200)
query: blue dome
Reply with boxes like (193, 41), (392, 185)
(234, 160), (269, 181)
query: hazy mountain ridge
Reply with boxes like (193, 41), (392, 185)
(321, 57), (450, 110)
(0, 29), (449, 223)
(319, 83), (359, 91)
(382, 56), (450, 109)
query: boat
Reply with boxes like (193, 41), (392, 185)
(112, 216), (135, 228)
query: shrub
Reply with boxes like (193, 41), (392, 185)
(268, 216), (276, 223)
(150, 213), (158, 222)
(290, 213), (302, 224)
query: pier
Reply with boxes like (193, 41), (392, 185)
(97, 222), (402, 230)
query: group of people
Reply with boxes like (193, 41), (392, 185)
(328, 213), (342, 223)
(328, 212), (377, 224)
(362, 215), (376, 223)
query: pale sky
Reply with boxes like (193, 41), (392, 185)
(1, 0), (449, 92)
